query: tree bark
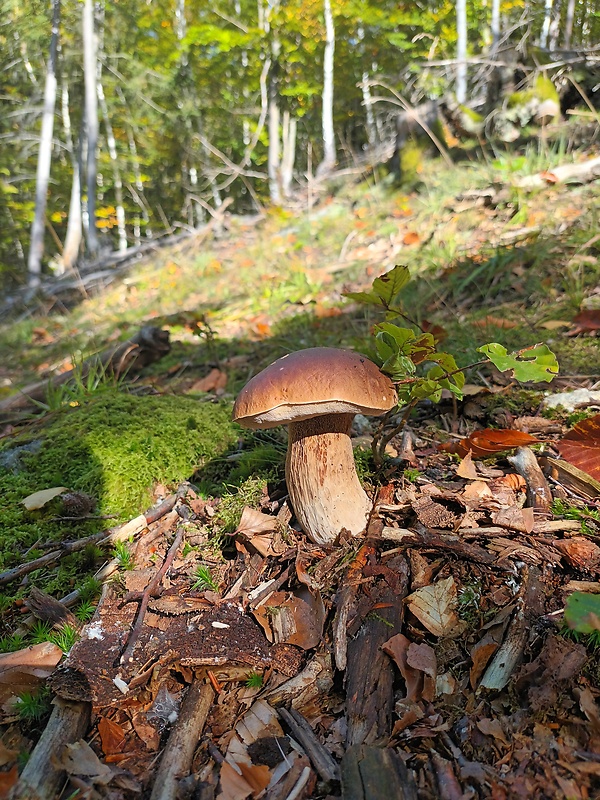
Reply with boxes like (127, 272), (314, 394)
(455, 0), (467, 103)
(83, 0), (99, 257)
(61, 83), (83, 272)
(317, 0), (336, 176)
(281, 110), (296, 199)
(98, 80), (127, 251)
(563, 0), (576, 47)
(27, 0), (61, 289)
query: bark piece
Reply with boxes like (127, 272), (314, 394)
(278, 707), (339, 782)
(11, 698), (91, 800)
(345, 555), (408, 746)
(507, 446), (552, 511)
(149, 682), (214, 800)
(341, 745), (417, 800)
(516, 155), (600, 188)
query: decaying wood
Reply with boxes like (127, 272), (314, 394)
(541, 456), (600, 500)
(381, 526), (496, 564)
(341, 745), (418, 800)
(345, 555), (408, 746)
(278, 707), (340, 782)
(120, 527), (183, 664)
(149, 681), (214, 800)
(25, 587), (78, 629)
(516, 155), (600, 188)
(10, 698), (91, 800)
(0, 325), (170, 415)
(507, 446), (553, 511)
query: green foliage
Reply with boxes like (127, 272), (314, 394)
(564, 592), (600, 635)
(478, 343), (559, 383)
(191, 564), (220, 592)
(113, 540), (135, 571)
(245, 670), (264, 688)
(17, 686), (52, 724)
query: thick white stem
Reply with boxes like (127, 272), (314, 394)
(286, 414), (371, 546)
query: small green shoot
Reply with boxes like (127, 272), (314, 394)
(51, 623), (79, 653)
(17, 686), (52, 723)
(74, 600), (97, 622)
(0, 633), (27, 653)
(245, 671), (264, 688)
(192, 565), (220, 592)
(113, 540), (135, 571)
(403, 468), (421, 483)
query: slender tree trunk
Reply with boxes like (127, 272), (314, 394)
(456, 0), (467, 103)
(563, 0), (576, 46)
(83, 0), (99, 256)
(61, 83), (83, 272)
(317, 0), (336, 175)
(281, 110), (296, 199)
(27, 0), (61, 288)
(361, 72), (377, 146)
(540, 0), (553, 47)
(265, 0), (282, 204)
(98, 81), (127, 251)
(491, 0), (500, 51)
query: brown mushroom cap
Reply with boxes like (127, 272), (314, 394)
(232, 347), (397, 429)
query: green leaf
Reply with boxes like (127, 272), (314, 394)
(564, 592), (600, 634)
(344, 265), (410, 310)
(478, 343), (559, 383)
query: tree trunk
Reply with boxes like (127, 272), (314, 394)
(281, 110), (296, 199)
(563, 0), (576, 46)
(361, 73), (377, 146)
(490, 0), (500, 51)
(83, 0), (99, 257)
(265, 0), (282, 205)
(98, 80), (127, 251)
(27, 0), (61, 289)
(540, 0), (553, 48)
(60, 83), (83, 273)
(455, 0), (467, 103)
(317, 0), (336, 176)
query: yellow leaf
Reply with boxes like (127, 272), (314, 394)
(22, 487), (68, 510)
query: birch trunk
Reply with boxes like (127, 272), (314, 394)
(83, 0), (99, 257)
(98, 81), (127, 251)
(540, 0), (553, 47)
(27, 0), (61, 288)
(563, 0), (576, 46)
(317, 0), (336, 176)
(281, 110), (296, 199)
(455, 0), (467, 103)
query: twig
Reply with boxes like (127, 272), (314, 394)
(278, 707), (340, 782)
(120, 527), (183, 664)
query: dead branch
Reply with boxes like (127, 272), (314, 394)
(515, 155), (600, 189)
(11, 698), (91, 800)
(120, 526), (183, 664)
(0, 325), (170, 415)
(507, 446), (552, 512)
(278, 707), (340, 782)
(149, 681), (214, 800)
(341, 745), (418, 800)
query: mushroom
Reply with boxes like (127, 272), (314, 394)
(232, 347), (397, 546)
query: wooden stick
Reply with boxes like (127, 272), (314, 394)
(11, 699), (91, 800)
(149, 682), (214, 800)
(120, 527), (183, 664)
(278, 707), (339, 782)
(507, 446), (552, 512)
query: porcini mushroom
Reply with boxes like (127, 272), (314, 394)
(232, 347), (397, 546)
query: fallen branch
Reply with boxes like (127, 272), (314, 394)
(0, 325), (170, 415)
(515, 155), (600, 189)
(507, 446), (552, 512)
(149, 681), (214, 800)
(11, 698), (91, 800)
(278, 707), (340, 782)
(120, 526), (183, 664)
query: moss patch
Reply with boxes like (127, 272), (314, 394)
(0, 391), (238, 589)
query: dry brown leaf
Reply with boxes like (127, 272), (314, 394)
(190, 368), (228, 393)
(0, 764), (18, 798)
(568, 310), (600, 335)
(456, 452), (478, 480)
(235, 507), (278, 537)
(402, 231), (420, 245)
(578, 687), (600, 732)
(556, 414), (600, 481)
(439, 429), (539, 458)
(237, 763), (272, 795)
(405, 577), (466, 638)
(471, 316), (518, 329)
(476, 717), (509, 745)
(0, 741), (17, 769)
(492, 506), (535, 533)
(382, 633), (423, 701)
(217, 761), (254, 800)
(0, 642), (63, 705)
(406, 642), (437, 677)
(59, 739), (114, 785)
(270, 587), (325, 650)
(98, 716), (127, 756)
(553, 537), (600, 572)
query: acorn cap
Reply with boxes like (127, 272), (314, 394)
(233, 347), (397, 430)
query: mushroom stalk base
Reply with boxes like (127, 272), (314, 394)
(286, 413), (371, 546)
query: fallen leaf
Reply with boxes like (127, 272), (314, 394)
(568, 309), (600, 335)
(217, 761), (253, 800)
(472, 316), (518, 329)
(382, 633), (423, 701)
(456, 452), (478, 480)
(439, 429), (539, 458)
(235, 507), (278, 537)
(538, 319), (571, 330)
(538, 170), (559, 183)
(0, 764), (18, 798)
(98, 716), (127, 756)
(477, 717), (509, 745)
(402, 231), (420, 245)
(269, 587), (325, 650)
(556, 415), (600, 481)
(0, 741), (17, 769)
(190, 368), (228, 393)
(21, 487), (68, 510)
(565, 592), (600, 634)
(405, 577), (466, 637)
(0, 642), (63, 705)
(59, 739), (114, 785)
(554, 537), (600, 572)
(238, 763), (271, 795)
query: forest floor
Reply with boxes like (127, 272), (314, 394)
(0, 128), (600, 799)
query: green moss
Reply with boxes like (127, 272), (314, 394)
(0, 391), (238, 583)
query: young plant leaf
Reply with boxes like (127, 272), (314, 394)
(564, 592), (600, 634)
(344, 265), (411, 310)
(478, 343), (558, 383)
